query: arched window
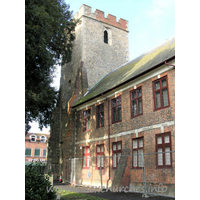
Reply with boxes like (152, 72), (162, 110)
(40, 135), (46, 143)
(104, 30), (108, 44)
(30, 135), (37, 142)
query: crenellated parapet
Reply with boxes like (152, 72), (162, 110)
(74, 4), (128, 31)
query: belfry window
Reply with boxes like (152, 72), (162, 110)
(104, 30), (108, 44)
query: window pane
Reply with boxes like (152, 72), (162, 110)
(138, 149), (144, 167)
(118, 143), (121, 150)
(162, 88), (169, 107)
(165, 147), (171, 165)
(161, 79), (167, 87)
(43, 149), (46, 157)
(97, 156), (100, 167)
(97, 114), (100, 127)
(113, 108), (116, 122)
(133, 150), (137, 167)
(35, 149), (40, 156)
(158, 148), (163, 166)
(83, 119), (86, 131)
(101, 104), (104, 112)
(113, 144), (116, 151)
(112, 99), (116, 107)
(157, 136), (162, 144)
(97, 146), (100, 152)
(113, 154), (116, 167)
(117, 106), (121, 121)
(83, 111), (87, 118)
(88, 117), (90, 130)
(133, 140), (137, 149)
(87, 147), (90, 153)
(101, 113), (104, 126)
(164, 135), (170, 143)
(88, 109), (90, 116)
(155, 81), (160, 90)
(101, 155), (104, 167)
(117, 97), (121, 105)
(25, 149), (31, 156)
(101, 146), (104, 152)
(132, 100), (137, 116)
(137, 88), (142, 97)
(132, 91), (136, 99)
(138, 98), (142, 114)
(84, 148), (86, 154)
(139, 139), (143, 147)
(156, 91), (161, 108)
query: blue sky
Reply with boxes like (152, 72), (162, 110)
(29, 0), (175, 133)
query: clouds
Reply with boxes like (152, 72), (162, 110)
(144, 0), (175, 19)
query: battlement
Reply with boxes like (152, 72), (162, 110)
(74, 4), (128, 31)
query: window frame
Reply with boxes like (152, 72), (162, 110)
(82, 146), (90, 169)
(43, 149), (46, 157)
(111, 96), (122, 124)
(112, 141), (122, 169)
(155, 132), (172, 168)
(25, 148), (32, 157)
(153, 76), (170, 111)
(96, 144), (104, 169)
(34, 148), (40, 157)
(104, 30), (108, 44)
(132, 137), (144, 169)
(130, 87), (143, 118)
(30, 135), (37, 142)
(40, 135), (46, 143)
(96, 104), (104, 128)
(83, 109), (91, 132)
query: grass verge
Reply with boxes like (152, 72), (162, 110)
(60, 190), (108, 200)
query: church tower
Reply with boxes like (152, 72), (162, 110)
(47, 4), (129, 181)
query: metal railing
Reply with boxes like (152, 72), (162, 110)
(66, 151), (175, 197)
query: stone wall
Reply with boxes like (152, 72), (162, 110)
(48, 4), (129, 181)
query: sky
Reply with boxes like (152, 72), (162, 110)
(28, 0), (175, 134)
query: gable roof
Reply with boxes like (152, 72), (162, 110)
(73, 36), (175, 108)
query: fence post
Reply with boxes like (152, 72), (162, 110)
(142, 153), (148, 198)
(100, 155), (103, 190)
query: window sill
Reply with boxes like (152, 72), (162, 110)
(111, 120), (122, 125)
(154, 105), (170, 111)
(156, 165), (172, 169)
(131, 113), (143, 119)
(131, 167), (143, 169)
(96, 167), (105, 170)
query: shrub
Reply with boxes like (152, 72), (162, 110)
(25, 161), (56, 200)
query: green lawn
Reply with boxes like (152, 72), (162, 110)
(60, 190), (108, 200)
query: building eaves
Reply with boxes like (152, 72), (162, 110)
(72, 36), (175, 108)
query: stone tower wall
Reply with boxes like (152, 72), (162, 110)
(47, 4), (129, 181)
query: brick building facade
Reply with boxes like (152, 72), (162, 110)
(25, 133), (49, 164)
(47, 4), (175, 197)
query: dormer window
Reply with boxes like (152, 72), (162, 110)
(40, 135), (46, 143)
(104, 30), (108, 44)
(30, 135), (37, 142)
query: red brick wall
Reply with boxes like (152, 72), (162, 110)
(95, 9), (128, 31)
(25, 135), (49, 162)
(71, 67), (175, 188)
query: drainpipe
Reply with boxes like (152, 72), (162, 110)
(165, 61), (175, 67)
(101, 93), (110, 188)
